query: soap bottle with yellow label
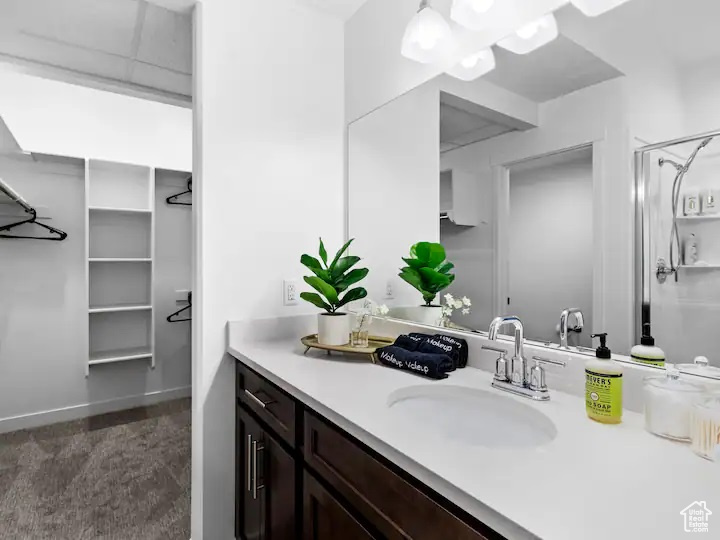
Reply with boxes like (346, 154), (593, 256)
(586, 333), (623, 424)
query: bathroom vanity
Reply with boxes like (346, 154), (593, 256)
(229, 316), (720, 540)
(236, 361), (500, 539)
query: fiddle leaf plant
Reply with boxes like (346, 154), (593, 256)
(300, 238), (369, 314)
(399, 242), (455, 306)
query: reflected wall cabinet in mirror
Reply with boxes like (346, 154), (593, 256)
(347, 0), (720, 375)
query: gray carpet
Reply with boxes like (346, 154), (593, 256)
(0, 399), (190, 540)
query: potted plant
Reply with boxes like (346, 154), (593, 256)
(300, 238), (369, 345)
(396, 241), (455, 326)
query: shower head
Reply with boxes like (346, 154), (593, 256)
(659, 136), (714, 173)
(659, 157), (684, 171)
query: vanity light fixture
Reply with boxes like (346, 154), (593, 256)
(401, 0), (455, 64)
(446, 47), (496, 81)
(570, 0), (632, 17)
(497, 13), (558, 55)
(450, 0), (496, 31)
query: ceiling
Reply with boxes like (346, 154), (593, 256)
(440, 95), (518, 153)
(484, 34), (622, 103)
(0, 0), (192, 103)
(296, 0), (370, 21)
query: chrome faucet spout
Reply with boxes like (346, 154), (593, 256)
(559, 308), (585, 349)
(488, 316), (525, 386)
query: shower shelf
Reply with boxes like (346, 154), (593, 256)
(677, 215), (720, 221)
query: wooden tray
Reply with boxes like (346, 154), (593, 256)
(301, 334), (394, 363)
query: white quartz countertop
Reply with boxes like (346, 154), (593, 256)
(228, 337), (720, 540)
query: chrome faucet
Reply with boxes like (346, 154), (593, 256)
(483, 315), (566, 401)
(488, 316), (526, 386)
(559, 308), (585, 349)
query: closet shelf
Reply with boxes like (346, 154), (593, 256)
(89, 206), (151, 214)
(89, 257), (152, 263)
(89, 304), (152, 314)
(89, 347), (153, 366)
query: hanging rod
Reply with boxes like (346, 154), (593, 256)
(166, 176), (192, 206)
(0, 177), (68, 241)
(167, 292), (192, 323)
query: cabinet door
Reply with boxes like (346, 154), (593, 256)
(303, 472), (377, 540)
(237, 406), (265, 540)
(263, 432), (296, 539)
(237, 404), (297, 540)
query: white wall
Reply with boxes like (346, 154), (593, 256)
(193, 0), (345, 537)
(508, 154), (594, 346)
(0, 151), (191, 433)
(0, 70), (192, 171)
(348, 81), (440, 309)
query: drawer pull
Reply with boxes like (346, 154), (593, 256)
(246, 434), (253, 492)
(245, 388), (275, 409)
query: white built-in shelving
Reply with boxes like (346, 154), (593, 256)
(85, 159), (155, 375)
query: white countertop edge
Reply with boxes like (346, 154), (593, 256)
(229, 344), (535, 540)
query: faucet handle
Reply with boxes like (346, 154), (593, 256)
(483, 346), (509, 382)
(532, 355), (566, 368)
(528, 356), (565, 392)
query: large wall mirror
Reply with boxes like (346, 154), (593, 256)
(348, 0), (720, 372)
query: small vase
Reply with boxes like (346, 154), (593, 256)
(317, 313), (351, 346)
(351, 329), (370, 348)
(388, 305), (443, 327)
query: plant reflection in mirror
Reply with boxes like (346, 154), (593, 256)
(439, 293), (472, 328)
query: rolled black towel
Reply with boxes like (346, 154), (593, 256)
(417, 337), (459, 371)
(393, 334), (425, 352)
(376, 346), (453, 380)
(409, 332), (434, 340)
(434, 334), (469, 368)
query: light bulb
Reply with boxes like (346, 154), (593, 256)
(497, 14), (558, 55)
(516, 20), (542, 40)
(446, 47), (496, 82)
(402, 2), (455, 64)
(451, 0), (496, 31)
(570, 0), (632, 17)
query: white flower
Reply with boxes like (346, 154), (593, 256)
(453, 299), (463, 310)
(462, 296), (472, 307)
(378, 304), (389, 316)
(444, 293), (454, 306)
(462, 308), (470, 315)
(441, 306), (453, 317)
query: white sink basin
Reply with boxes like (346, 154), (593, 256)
(387, 385), (557, 448)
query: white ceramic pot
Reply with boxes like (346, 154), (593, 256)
(388, 305), (443, 327)
(317, 313), (351, 346)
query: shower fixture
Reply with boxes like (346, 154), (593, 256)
(657, 136), (713, 282)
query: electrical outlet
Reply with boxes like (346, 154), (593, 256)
(385, 280), (395, 300)
(283, 280), (298, 306)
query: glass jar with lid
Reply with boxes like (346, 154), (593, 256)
(675, 356), (720, 387)
(643, 368), (707, 441)
(690, 396), (720, 461)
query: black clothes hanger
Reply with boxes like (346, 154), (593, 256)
(167, 292), (192, 323)
(166, 176), (192, 206)
(0, 180), (68, 241)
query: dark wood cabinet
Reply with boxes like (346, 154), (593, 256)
(303, 472), (377, 540)
(236, 404), (296, 540)
(236, 362), (503, 540)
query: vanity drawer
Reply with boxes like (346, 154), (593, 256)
(237, 363), (296, 447)
(304, 412), (497, 540)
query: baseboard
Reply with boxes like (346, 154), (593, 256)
(0, 385), (192, 434)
